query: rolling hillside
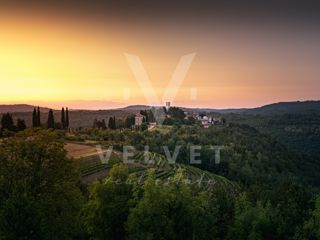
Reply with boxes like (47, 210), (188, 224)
(2, 101), (320, 128)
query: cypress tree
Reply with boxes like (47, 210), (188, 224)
(61, 107), (66, 129)
(125, 115), (135, 128)
(32, 108), (38, 127)
(108, 117), (114, 129)
(101, 119), (107, 129)
(66, 107), (69, 128)
(93, 119), (99, 129)
(125, 117), (130, 128)
(113, 116), (116, 129)
(47, 110), (55, 129)
(37, 106), (41, 127)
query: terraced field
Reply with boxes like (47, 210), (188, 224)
(131, 151), (238, 191)
(65, 143), (237, 192)
(65, 142), (117, 182)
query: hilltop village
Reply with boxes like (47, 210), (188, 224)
(0, 103), (225, 134)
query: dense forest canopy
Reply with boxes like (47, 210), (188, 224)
(1, 107), (320, 239)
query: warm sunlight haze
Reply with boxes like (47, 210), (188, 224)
(1, 6), (319, 109)
(1, 2), (320, 240)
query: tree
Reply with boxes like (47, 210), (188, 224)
(140, 110), (149, 122)
(66, 107), (69, 129)
(47, 110), (55, 129)
(1, 113), (15, 131)
(113, 116), (117, 129)
(191, 192), (220, 239)
(84, 164), (132, 240)
(304, 194), (320, 239)
(126, 170), (175, 239)
(125, 115), (135, 128)
(61, 107), (66, 129)
(108, 116), (116, 130)
(221, 117), (226, 125)
(93, 119), (99, 129)
(148, 110), (156, 122)
(32, 108), (38, 127)
(228, 193), (276, 240)
(93, 119), (107, 129)
(108, 117), (113, 129)
(16, 118), (26, 131)
(0, 129), (84, 239)
(269, 180), (312, 239)
(37, 106), (41, 127)
(101, 119), (107, 130)
(167, 107), (185, 120)
(141, 122), (148, 131)
(127, 170), (196, 240)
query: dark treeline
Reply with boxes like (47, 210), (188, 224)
(63, 123), (320, 239)
(1, 107), (70, 135)
(42, 107), (70, 130)
(93, 118), (107, 129)
(47, 107), (70, 129)
(0, 112), (26, 133)
(32, 106), (41, 127)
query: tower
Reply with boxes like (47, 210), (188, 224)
(165, 102), (171, 111)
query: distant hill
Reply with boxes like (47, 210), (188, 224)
(181, 107), (248, 114)
(181, 101), (320, 115)
(2, 101), (319, 115)
(0, 104), (51, 113)
(119, 105), (151, 111)
(243, 101), (320, 115)
(118, 105), (248, 114)
(118, 101), (320, 115)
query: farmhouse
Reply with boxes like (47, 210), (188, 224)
(134, 113), (144, 126)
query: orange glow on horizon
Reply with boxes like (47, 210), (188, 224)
(0, 8), (319, 109)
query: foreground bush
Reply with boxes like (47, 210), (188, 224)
(0, 129), (84, 239)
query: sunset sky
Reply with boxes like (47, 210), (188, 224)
(1, 1), (320, 109)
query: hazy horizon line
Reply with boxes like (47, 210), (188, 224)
(0, 99), (319, 111)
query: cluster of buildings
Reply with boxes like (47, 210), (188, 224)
(134, 102), (172, 128)
(185, 112), (225, 128)
(199, 115), (225, 128)
(134, 102), (225, 129)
